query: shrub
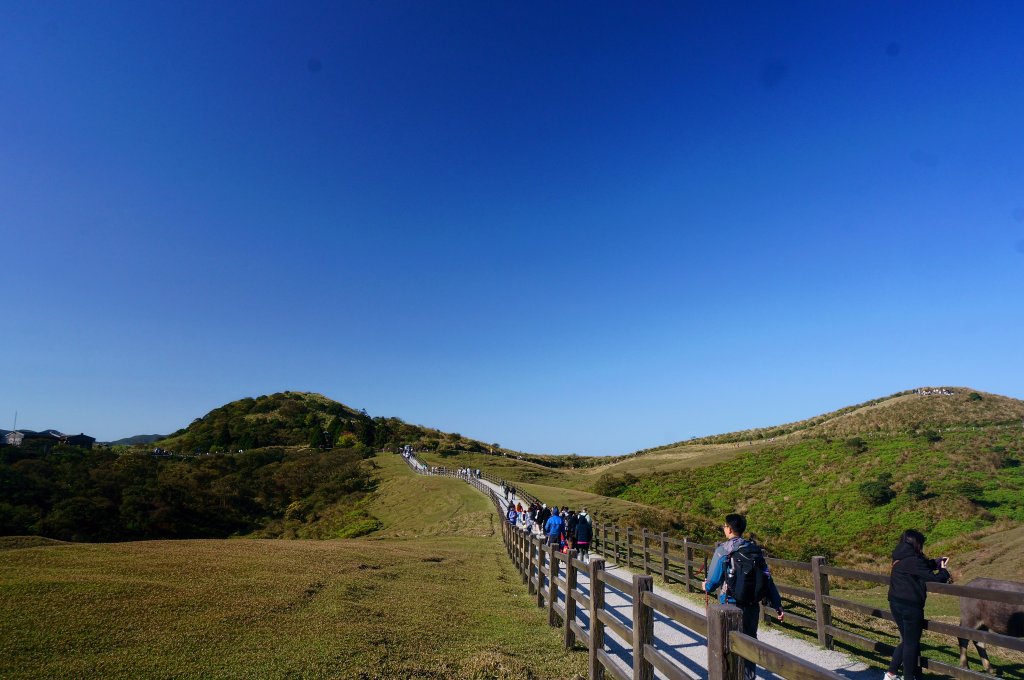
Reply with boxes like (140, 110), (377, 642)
(844, 437), (868, 454)
(859, 477), (896, 506)
(905, 479), (927, 500)
(968, 392), (983, 401)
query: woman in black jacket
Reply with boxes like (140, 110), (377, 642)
(885, 529), (951, 680)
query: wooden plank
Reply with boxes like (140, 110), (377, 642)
(921, 654), (997, 680)
(565, 549), (578, 650)
(728, 631), (847, 680)
(826, 625), (892, 653)
(570, 620), (589, 648)
(643, 643), (698, 680)
(766, 557), (813, 571)
(823, 595), (892, 621)
(597, 649), (631, 680)
(772, 609), (816, 630)
(819, 565), (889, 585)
(926, 581), (1024, 605)
(776, 584), (815, 599)
(643, 591), (707, 632)
(553, 601), (565, 619)
(596, 609), (633, 644)
(925, 619), (1024, 653)
(601, 570), (632, 592)
(572, 590), (591, 610)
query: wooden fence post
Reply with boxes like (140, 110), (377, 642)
(683, 538), (693, 592)
(614, 525), (620, 563)
(564, 550), (578, 649)
(707, 603), (743, 680)
(660, 532), (669, 583)
(642, 528), (650, 575)
(632, 574), (655, 680)
(627, 527), (634, 568)
(532, 540), (540, 598)
(547, 544), (558, 626)
(811, 556), (833, 649)
(589, 557), (606, 680)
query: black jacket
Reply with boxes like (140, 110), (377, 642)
(887, 542), (950, 607)
(574, 516), (592, 543)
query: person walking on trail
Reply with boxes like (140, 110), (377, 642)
(884, 529), (951, 680)
(704, 513), (784, 680)
(507, 505), (518, 525)
(574, 510), (592, 562)
(544, 507), (564, 546)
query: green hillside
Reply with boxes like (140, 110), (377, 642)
(155, 390), (501, 456)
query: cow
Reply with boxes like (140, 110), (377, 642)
(957, 577), (1024, 672)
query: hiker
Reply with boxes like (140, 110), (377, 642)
(574, 510), (592, 562)
(506, 505), (517, 525)
(565, 510), (578, 551)
(544, 507), (564, 546)
(884, 529), (952, 680)
(704, 513), (783, 680)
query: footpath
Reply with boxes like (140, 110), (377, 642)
(478, 476), (874, 680)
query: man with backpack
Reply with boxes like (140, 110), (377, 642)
(704, 514), (784, 680)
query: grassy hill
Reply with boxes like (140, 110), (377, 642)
(0, 454), (586, 680)
(423, 388), (1024, 565)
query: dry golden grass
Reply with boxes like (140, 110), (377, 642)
(0, 456), (587, 679)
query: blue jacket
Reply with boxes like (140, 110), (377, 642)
(704, 537), (782, 609)
(544, 514), (564, 537)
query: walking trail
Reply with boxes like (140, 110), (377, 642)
(480, 476), (876, 680)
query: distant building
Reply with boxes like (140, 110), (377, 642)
(0, 429), (94, 449)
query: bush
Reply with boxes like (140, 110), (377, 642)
(859, 477), (896, 506)
(844, 437), (868, 454)
(593, 473), (638, 497)
(968, 392), (983, 401)
(905, 479), (927, 500)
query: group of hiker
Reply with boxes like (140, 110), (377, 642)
(505, 501), (594, 561)
(406, 453), (949, 680)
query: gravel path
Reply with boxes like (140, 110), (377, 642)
(482, 479), (876, 680)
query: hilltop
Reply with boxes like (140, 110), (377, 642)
(155, 391), (498, 455)
(638, 387), (1024, 451)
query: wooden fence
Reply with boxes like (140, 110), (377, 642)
(502, 522), (848, 680)
(400, 453), (1024, 678)
(589, 522), (1024, 680)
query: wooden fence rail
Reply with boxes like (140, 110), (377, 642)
(401, 453), (1022, 680)
(586, 520), (1022, 680)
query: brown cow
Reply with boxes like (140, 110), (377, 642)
(957, 577), (1024, 672)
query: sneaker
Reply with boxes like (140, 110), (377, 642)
(884, 673), (901, 680)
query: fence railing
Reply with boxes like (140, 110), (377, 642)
(400, 452), (1023, 678)
(588, 523), (1024, 680)
(502, 522), (849, 680)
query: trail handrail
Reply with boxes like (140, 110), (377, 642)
(398, 451), (1023, 679)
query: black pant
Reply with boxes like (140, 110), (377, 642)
(740, 604), (761, 680)
(888, 598), (924, 680)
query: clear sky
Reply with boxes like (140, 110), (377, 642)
(2, 2), (1023, 454)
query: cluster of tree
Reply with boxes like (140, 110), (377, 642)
(156, 392), (495, 458)
(0, 440), (376, 542)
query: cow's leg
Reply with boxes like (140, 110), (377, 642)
(958, 637), (969, 668)
(974, 640), (990, 673)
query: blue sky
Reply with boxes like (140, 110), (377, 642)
(2, 2), (1023, 454)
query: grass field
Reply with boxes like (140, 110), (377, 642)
(0, 454), (586, 680)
